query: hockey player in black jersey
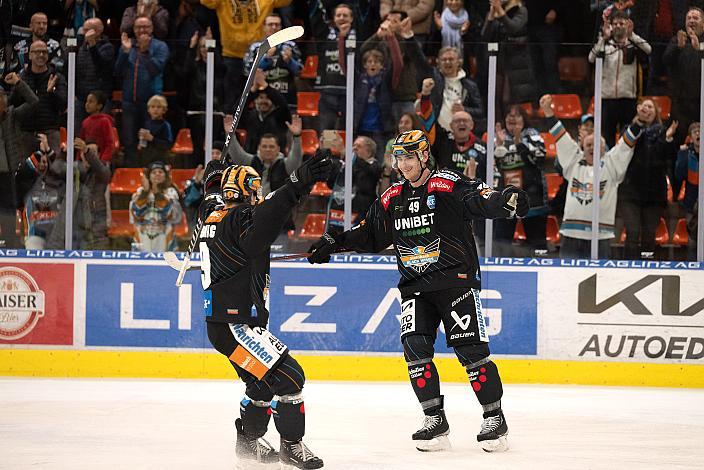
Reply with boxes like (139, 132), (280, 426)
(200, 155), (331, 469)
(307, 130), (529, 453)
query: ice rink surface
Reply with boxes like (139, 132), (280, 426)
(1, 378), (702, 470)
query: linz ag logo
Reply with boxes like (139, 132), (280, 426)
(0, 267), (46, 340)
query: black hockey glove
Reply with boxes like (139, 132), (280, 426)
(307, 232), (339, 264)
(289, 153), (333, 195)
(203, 160), (227, 196)
(501, 186), (530, 218)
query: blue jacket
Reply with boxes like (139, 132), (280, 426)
(114, 38), (169, 104)
(675, 145), (699, 212)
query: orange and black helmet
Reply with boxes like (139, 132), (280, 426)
(390, 130), (430, 157)
(221, 165), (261, 201)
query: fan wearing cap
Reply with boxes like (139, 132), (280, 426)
(129, 161), (183, 252)
(307, 129), (529, 453)
(198, 154), (332, 469)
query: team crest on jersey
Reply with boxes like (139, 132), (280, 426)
(571, 178), (607, 205)
(427, 195), (436, 209)
(397, 238), (441, 273)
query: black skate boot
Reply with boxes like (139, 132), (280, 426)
(477, 410), (509, 452)
(279, 438), (324, 469)
(235, 418), (279, 469)
(412, 409), (451, 452)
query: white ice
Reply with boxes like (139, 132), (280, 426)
(1, 378), (702, 470)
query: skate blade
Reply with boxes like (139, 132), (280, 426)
(480, 435), (509, 453)
(280, 462), (324, 470)
(415, 435), (451, 452)
(235, 459), (280, 470)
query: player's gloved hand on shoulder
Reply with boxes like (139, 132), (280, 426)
(501, 185), (530, 218)
(289, 153), (332, 194)
(203, 160), (227, 196)
(307, 232), (339, 264)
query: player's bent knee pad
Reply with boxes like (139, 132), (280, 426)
(272, 392), (305, 441)
(453, 343), (491, 367)
(240, 394), (272, 438)
(402, 334), (435, 363)
(269, 355), (306, 397)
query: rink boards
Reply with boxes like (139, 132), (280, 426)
(0, 251), (703, 387)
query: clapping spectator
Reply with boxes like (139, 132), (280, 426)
(129, 160), (183, 252)
(243, 13), (302, 112)
(12, 40), (67, 159)
(63, 0), (100, 39)
(115, 16), (169, 166)
(492, 104), (548, 257)
(12, 12), (64, 73)
(589, 9), (651, 148)
(0, 72), (39, 248)
(675, 122), (700, 260)
(121, 0), (170, 40)
(540, 94), (643, 259)
(138, 94), (174, 166)
(238, 69), (292, 153)
(79, 91), (115, 163)
(75, 18), (114, 124)
(433, 0), (470, 54)
(380, 0), (435, 46)
(618, 99), (678, 259)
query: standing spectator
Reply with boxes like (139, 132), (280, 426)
(308, 0), (354, 131)
(63, 0), (100, 39)
(129, 160), (183, 252)
(492, 104), (548, 257)
(115, 16), (169, 166)
(675, 122), (700, 260)
(200, 0), (291, 120)
(481, 0), (536, 117)
(243, 13), (302, 111)
(138, 94), (174, 166)
(46, 140), (111, 250)
(618, 99), (678, 259)
(525, 0), (563, 96)
(433, 0), (469, 54)
(180, 30), (224, 167)
(540, 94), (643, 259)
(380, 0), (435, 46)
(361, 11), (423, 124)
(75, 18), (115, 125)
(79, 91), (115, 163)
(12, 12), (64, 73)
(13, 40), (67, 159)
(663, 6), (704, 145)
(0, 72), (39, 248)
(589, 9), (651, 148)
(238, 69), (292, 153)
(354, 48), (400, 159)
(415, 48), (484, 137)
(325, 135), (382, 234)
(121, 0), (171, 40)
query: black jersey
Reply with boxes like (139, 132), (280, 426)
(199, 183), (300, 326)
(338, 169), (514, 295)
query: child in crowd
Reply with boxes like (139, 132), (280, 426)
(79, 90), (115, 163)
(138, 94), (173, 166)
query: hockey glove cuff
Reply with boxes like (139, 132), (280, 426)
(307, 232), (339, 264)
(501, 186), (530, 218)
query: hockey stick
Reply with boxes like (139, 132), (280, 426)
(173, 26), (305, 286)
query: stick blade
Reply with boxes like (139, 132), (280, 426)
(266, 26), (304, 48)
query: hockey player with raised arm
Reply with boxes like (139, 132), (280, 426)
(199, 154), (331, 470)
(306, 130), (529, 453)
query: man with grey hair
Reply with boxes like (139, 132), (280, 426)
(325, 135), (383, 234)
(0, 72), (39, 248)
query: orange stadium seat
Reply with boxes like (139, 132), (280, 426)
(546, 215), (561, 244)
(536, 94), (583, 119)
(112, 127), (121, 151)
(673, 218), (689, 246)
(300, 55), (318, 79)
(110, 168), (143, 194)
(643, 95), (671, 120)
(513, 219), (527, 241)
(236, 128), (247, 146)
(297, 92), (320, 117)
(172, 128), (194, 154)
(299, 213), (326, 239)
(301, 129), (319, 155)
(170, 169), (195, 192)
(655, 218), (669, 245)
(545, 172), (564, 201)
(558, 57), (589, 82)
(542, 132), (557, 158)
(310, 181), (332, 197)
(518, 102), (534, 117)
(108, 210), (135, 238)
(60, 126), (67, 150)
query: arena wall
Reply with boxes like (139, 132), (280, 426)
(0, 251), (702, 387)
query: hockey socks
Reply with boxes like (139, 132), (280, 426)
(272, 392), (305, 442)
(240, 395), (272, 438)
(465, 357), (503, 411)
(407, 359), (442, 415)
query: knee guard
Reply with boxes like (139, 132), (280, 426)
(268, 355), (306, 398)
(454, 343), (503, 413)
(403, 335), (442, 415)
(271, 392), (305, 441)
(239, 395), (272, 438)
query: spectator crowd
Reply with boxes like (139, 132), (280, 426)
(0, 0), (701, 260)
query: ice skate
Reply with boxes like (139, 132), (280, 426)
(235, 418), (280, 469)
(412, 410), (451, 452)
(477, 411), (509, 452)
(279, 438), (324, 469)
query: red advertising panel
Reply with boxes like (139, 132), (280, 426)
(0, 263), (74, 345)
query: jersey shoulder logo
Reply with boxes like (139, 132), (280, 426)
(381, 183), (403, 210)
(205, 210), (228, 223)
(397, 238), (441, 273)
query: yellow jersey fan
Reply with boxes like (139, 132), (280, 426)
(221, 165), (262, 203)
